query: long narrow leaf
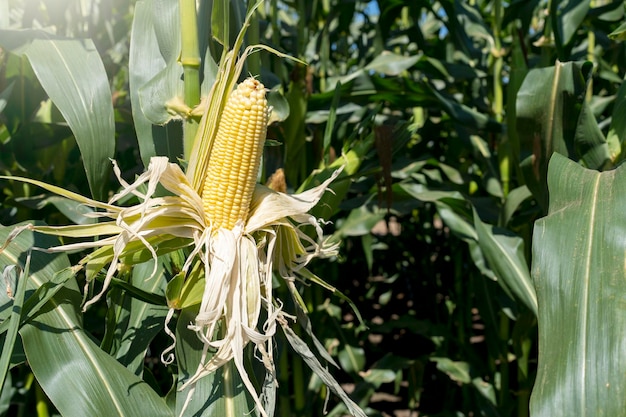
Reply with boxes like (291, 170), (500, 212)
(0, 223), (173, 417)
(530, 154), (626, 416)
(550, 0), (590, 58)
(472, 209), (537, 314)
(129, 0), (183, 164)
(0, 30), (115, 200)
(136, 0), (185, 127)
(516, 61), (609, 211)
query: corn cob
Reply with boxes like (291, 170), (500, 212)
(202, 77), (270, 229)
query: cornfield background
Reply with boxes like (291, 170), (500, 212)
(1, 0), (626, 416)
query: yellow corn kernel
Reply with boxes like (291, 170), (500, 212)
(202, 77), (270, 229)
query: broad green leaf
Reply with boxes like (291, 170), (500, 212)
(530, 154), (626, 416)
(136, 0), (184, 125)
(338, 344), (365, 374)
(210, 0), (249, 51)
(502, 185), (532, 226)
(37, 195), (96, 225)
(516, 61), (609, 211)
(438, 0), (489, 59)
(472, 377), (497, 406)
(22, 300), (172, 417)
(129, 0), (184, 164)
(431, 357), (471, 384)
(131, 0), (184, 162)
(0, 372), (12, 415)
(362, 368), (397, 386)
(266, 88), (290, 124)
(323, 81), (342, 161)
(472, 209), (537, 315)
(332, 205), (385, 240)
(0, 227), (73, 375)
(550, 0), (590, 56)
(211, 0), (229, 47)
(300, 117), (375, 221)
(200, 47), (219, 97)
(608, 77), (626, 162)
(0, 30), (115, 201)
(0, 224), (173, 417)
(608, 21), (626, 40)
(148, 0), (179, 63)
(426, 82), (492, 130)
(0, 262), (75, 361)
(329, 51), (422, 86)
(364, 51), (421, 76)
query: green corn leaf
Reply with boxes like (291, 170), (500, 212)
(0, 30), (115, 201)
(530, 154), (626, 416)
(129, 0), (184, 164)
(516, 60), (609, 211)
(0, 223), (173, 417)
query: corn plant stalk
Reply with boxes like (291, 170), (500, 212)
(492, 0), (508, 198)
(490, 0), (512, 410)
(180, 0), (202, 159)
(586, 25), (595, 103)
